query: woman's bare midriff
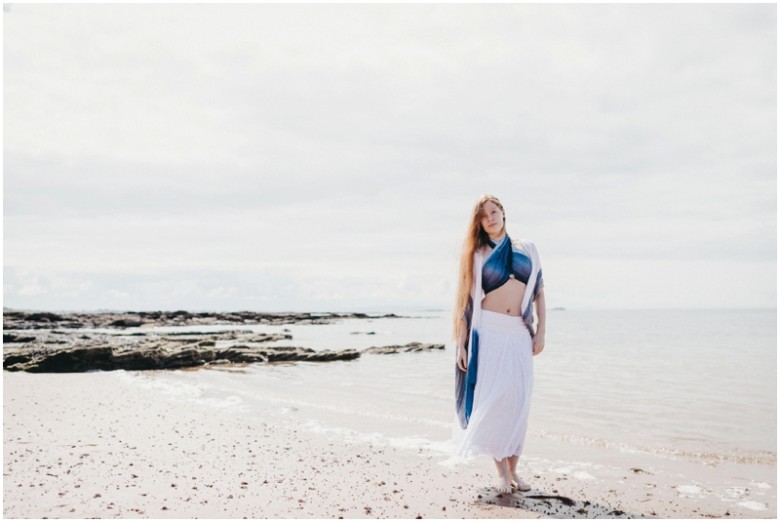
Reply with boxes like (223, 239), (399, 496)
(481, 278), (526, 316)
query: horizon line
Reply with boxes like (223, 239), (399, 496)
(2, 306), (777, 314)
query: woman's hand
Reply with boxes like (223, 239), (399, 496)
(456, 347), (468, 372)
(532, 333), (545, 356)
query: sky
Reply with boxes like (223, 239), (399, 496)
(3, 3), (776, 313)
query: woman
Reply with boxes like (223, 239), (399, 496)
(452, 194), (546, 494)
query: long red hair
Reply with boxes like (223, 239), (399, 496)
(452, 194), (505, 340)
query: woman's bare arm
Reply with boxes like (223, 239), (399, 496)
(532, 289), (546, 355)
(456, 318), (468, 371)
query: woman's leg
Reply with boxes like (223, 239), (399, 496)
(508, 454), (531, 491)
(493, 457), (512, 493)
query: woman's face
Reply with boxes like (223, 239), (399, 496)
(480, 201), (505, 238)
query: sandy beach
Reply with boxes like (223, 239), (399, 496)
(4, 367), (775, 519)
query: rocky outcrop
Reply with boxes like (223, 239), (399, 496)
(363, 342), (445, 354)
(2, 328), (442, 373)
(3, 334), (361, 372)
(3, 309), (402, 330)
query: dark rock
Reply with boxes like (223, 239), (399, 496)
(214, 348), (268, 364)
(262, 345), (315, 353)
(363, 342), (445, 354)
(109, 319), (144, 328)
(29, 345), (114, 373)
(162, 330), (249, 337)
(112, 347), (166, 371)
(160, 347), (215, 369)
(26, 312), (63, 322)
(3, 334), (36, 343)
(303, 350), (360, 362)
(62, 322), (86, 328)
(3, 353), (32, 368)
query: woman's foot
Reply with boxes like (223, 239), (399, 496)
(510, 471), (531, 492)
(493, 457), (513, 494)
(495, 475), (513, 494)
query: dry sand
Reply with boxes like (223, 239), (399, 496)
(3, 370), (776, 519)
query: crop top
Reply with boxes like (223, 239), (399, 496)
(482, 234), (544, 294)
(460, 234), (545, 338)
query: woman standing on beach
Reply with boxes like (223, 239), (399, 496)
(453, 194), (546, 494)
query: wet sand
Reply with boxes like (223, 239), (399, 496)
(3, 370), (776, 518)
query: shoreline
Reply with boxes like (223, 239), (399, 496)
(4, 369), (775, 519)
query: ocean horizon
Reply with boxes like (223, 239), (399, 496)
(3, 305), (777, 314)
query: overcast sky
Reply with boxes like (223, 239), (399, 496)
(3, 3), (776, 312)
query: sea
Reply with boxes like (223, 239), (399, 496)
(113, 308), (776, 468)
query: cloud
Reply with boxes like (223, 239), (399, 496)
(3, 3), (776, 311)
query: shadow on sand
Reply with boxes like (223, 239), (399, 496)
(476, 485), (648, 518)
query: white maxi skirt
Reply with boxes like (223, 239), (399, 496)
(452, 309), (534, 460)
